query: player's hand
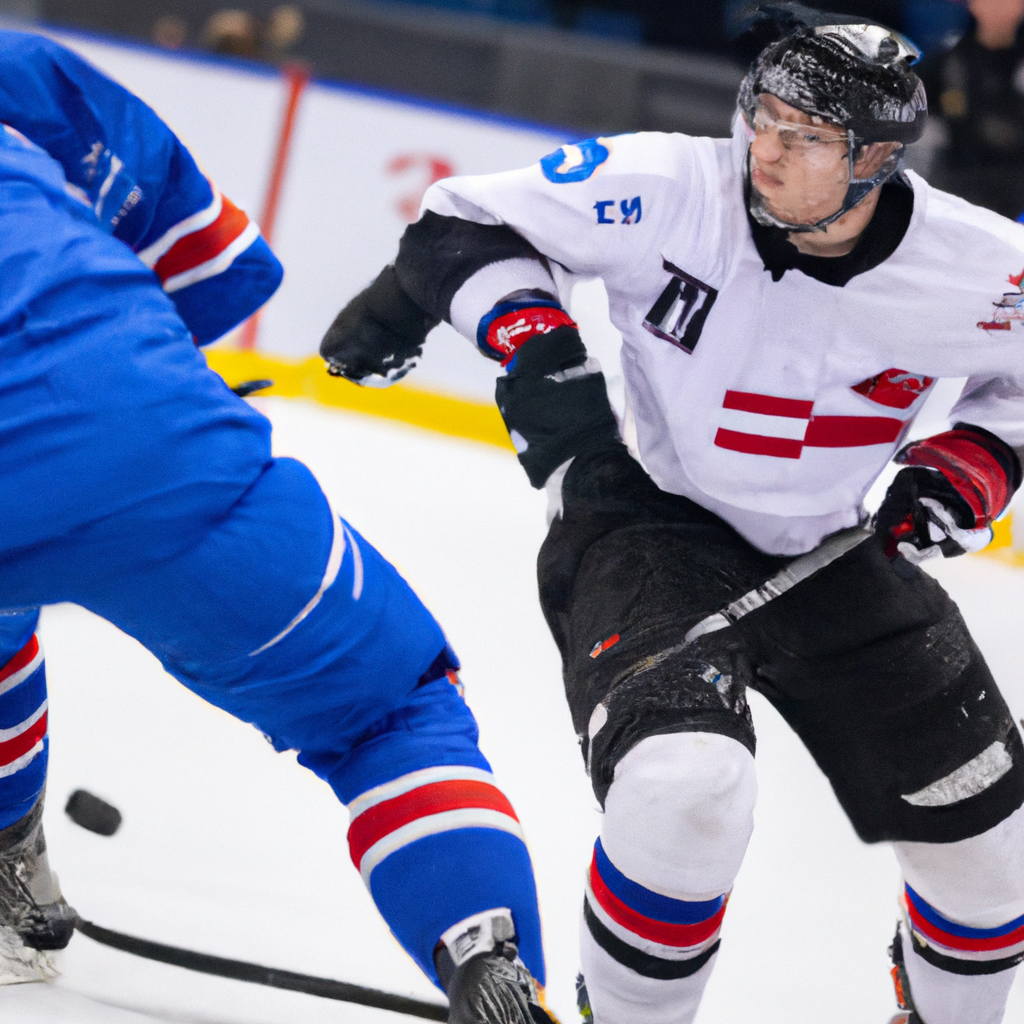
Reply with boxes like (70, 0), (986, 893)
(873, 425), (1020, 563)
(320, 265), (439, 386)
(495, 324), (621, 488)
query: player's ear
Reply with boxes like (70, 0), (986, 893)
(852, 142), (899, 180)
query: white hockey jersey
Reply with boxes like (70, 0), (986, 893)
(422, 126), (1024, 555)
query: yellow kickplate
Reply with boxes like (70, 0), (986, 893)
(205, 348), (515, 452)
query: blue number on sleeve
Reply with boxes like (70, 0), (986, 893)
(620, 196), (641, 224)
(541, 138), (610, 183)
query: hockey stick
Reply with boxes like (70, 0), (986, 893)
(74, 919), (448, 1021)
(683, 525), (873, 644)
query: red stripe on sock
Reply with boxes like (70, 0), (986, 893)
(0, 635), (38, 683)
(348, 780), (518, 867)
(0, 711), (47, 768)
(907, 899), (1024, 954)
(153, 196), (250, 282)
(588, 852), (726, 948)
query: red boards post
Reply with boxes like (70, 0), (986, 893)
(238, 63), (309, 351)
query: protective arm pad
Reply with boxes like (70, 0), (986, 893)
(895, 422), (1021, 528)
(320, 265), (439, 384)
(496, 326), (622, 488)
(395, 211), (549, 323)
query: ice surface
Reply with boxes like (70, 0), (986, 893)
(2, 397), (1022, 1023)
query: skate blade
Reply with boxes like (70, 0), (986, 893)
(0, 924), (58, 985)
(887, 1015), (913, 1024)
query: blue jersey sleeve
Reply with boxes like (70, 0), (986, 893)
(0, 29), (282, 343)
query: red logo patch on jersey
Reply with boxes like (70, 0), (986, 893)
(978, 270), (1024, 330)
(851, 369), (934, 410)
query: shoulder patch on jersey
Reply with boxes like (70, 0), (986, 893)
(540, 138), (610, 184)
(978, 267), (1024, 331)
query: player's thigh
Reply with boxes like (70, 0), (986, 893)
(745, 539), (1024, 843)
(551, 518), (780, 805)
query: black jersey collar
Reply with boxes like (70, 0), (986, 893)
(748, 177), (915, 286)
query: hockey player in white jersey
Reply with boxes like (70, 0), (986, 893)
(321, 7), (1024, 1023)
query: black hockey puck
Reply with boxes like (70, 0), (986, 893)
(65, 790), (122, 836)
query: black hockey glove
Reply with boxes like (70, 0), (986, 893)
(874, 423), (1021, 563)
(320, 265), (439, 386)
(495, 323), (622, 488)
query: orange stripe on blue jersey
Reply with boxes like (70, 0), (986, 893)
(139, 186), (259, 293)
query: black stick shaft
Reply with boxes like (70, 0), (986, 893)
(75, 919), (448, 1021)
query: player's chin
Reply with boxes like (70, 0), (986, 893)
(756, 189), (833, 228)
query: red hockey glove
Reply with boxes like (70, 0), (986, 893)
(874, 423), (1021, 563)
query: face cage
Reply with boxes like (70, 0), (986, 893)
(746, 128), (904, 233)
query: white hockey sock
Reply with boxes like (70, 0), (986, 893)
(894, 803), (1024, 1024)
(899, 920), (1017, 1024)
(580, 732), (756, 1024)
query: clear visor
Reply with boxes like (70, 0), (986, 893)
(748, 102), (850, 154)
(812, 23), (921, 66)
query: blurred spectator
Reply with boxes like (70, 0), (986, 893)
(197, 5), (305, 59)
(916, 0), (1024, 218)
(152, 14), (188, 50)
(201, 9), (260, 56)
(266, 5), (305, 51)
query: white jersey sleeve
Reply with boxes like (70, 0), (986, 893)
(421, 133), (717, 284)
(949, 373), (1024, 449)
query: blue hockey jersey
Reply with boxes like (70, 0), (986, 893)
(0, 29), (282, 343)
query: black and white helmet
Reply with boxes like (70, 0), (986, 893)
(737, 8), (927, 231)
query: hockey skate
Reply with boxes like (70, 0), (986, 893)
(0, 794), (77, 983)
(575, 974), (592, 1023)
(886, 924), (923, 1024)
(436, 909), (558, 1024)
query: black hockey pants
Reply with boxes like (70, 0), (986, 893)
(539, 446), (1024, 844)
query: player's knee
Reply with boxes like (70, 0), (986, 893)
(602, 731), (756, 897)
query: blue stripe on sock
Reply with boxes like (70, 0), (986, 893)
(0, 665), (46, 729)
(593, 838), (723, 924)
(906, 884), (1024, 940)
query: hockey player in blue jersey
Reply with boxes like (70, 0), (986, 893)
(0, 31), (553, 1023)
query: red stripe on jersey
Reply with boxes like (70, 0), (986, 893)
(804, 416), (905, 447)
(722, 391), (813, 419)
(714, 428), (803, 459)
(588, 852), (726, 948)
(0, 635), (38, 683)
(153, 196), (250, 283)
(0, 711), (47, 768)
(348, 780), (518, 867)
